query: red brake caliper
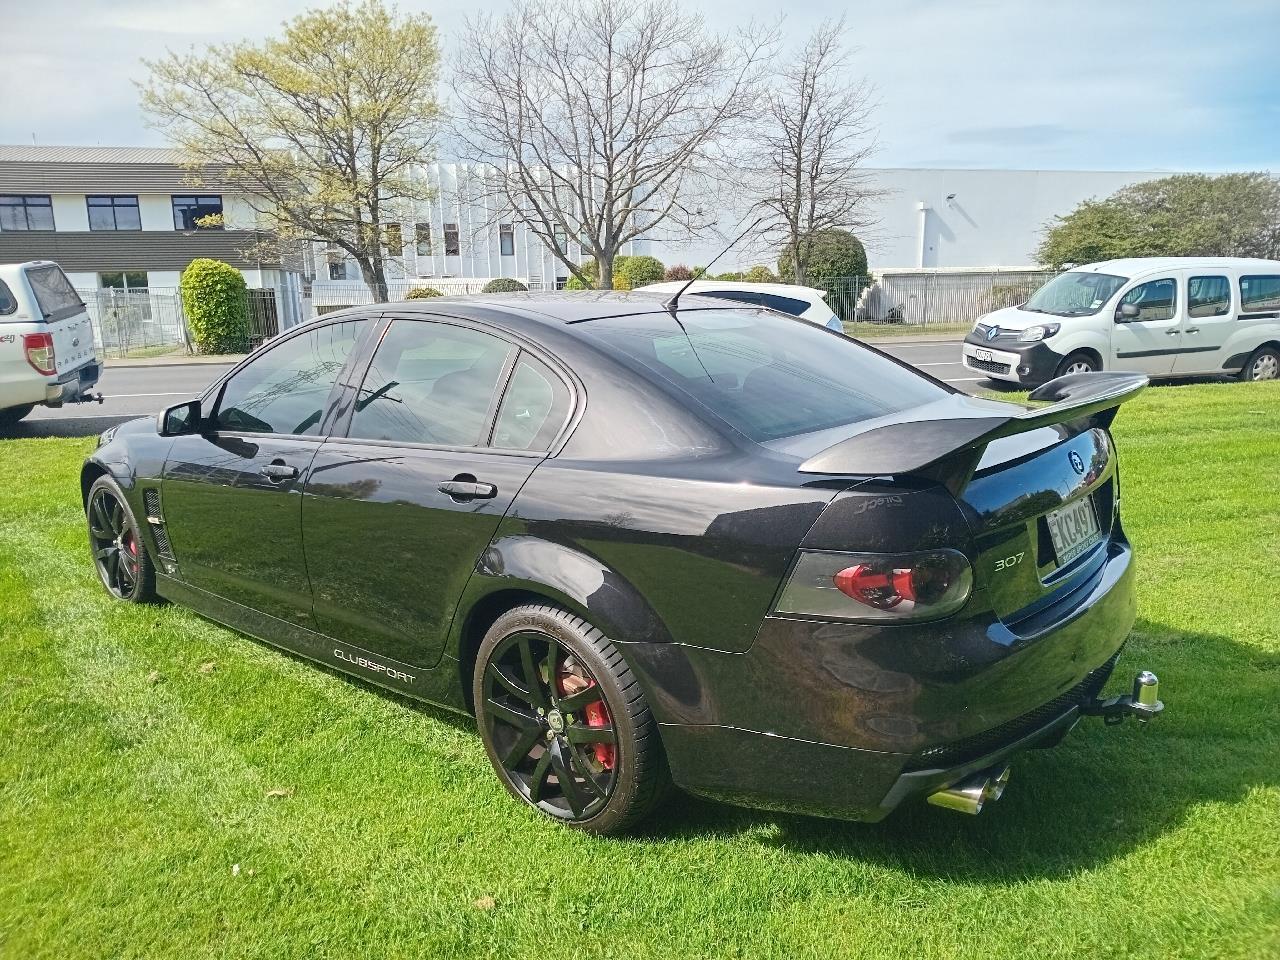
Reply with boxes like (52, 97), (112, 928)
(557, 665), (616, 770)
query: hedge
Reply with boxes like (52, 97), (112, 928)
(179, 258), (249, 354)
(481, 278), (528, 293)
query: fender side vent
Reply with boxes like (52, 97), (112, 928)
(141, 488), (175, 560)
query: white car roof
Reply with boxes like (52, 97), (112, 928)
(1072, 256), (1280, 277)
(637, 280), (827, 300)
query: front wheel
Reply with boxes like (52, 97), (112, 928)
(1056, 351), (1099, 377)
(0, 404), (34, 428)
(87, 475), (157, 603)
(473, 604), (669, 834)
(1239, 345), (1280, 382)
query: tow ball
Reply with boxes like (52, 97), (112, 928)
(1080, 670), (1164, 725)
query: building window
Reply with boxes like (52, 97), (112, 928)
(0, 194), (54, 231)
(325, 242), (346, 281)
(87, 195), (141, 231)
(500, 223), (515, 257)
(100, 271), (149, 291)
(415, 222), (432, 257)
(383, 223), (403, 255)
(555, 276), (568, 290)
(444, 222), (460, 257)
(171, 195), (224, 230)
(552, 225), (567, 254)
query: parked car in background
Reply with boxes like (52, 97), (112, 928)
(0, 261), (101, 426)
(637, 280), (844, 330)
(962, 257), (1280, 386)
(84, 293), (1163, 834)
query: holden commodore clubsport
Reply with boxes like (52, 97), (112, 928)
(82, 292), (1164, 834)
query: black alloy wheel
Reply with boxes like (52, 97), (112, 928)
(87, 476), (156, 603)
(474, 605), (669, 834)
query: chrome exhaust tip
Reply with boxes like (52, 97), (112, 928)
(926, 765), (1012, 815)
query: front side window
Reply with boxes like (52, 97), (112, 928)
(1117, 279), (1176, 322)
(586, 309), (948, 442)
(415, 222), (432, 257)
(87, 195), (141, 231)
(492, 354), (571, 451)
(349, 320), (513, 446)
(172, 195), (223, 230)
(1188, 276), (1230, 318)
(499, 223), (515, 257)
(1239, 275), (1280, 314)
(24, 264), (83, 320)
(214, 319), (370, 435)
(444, 223), (460, 256)
(0, 194), (54, 231)
(1022, 271), (1127, 317)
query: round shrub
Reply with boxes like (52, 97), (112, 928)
(778, 231), (869, 286)
(179, 258), (249, 354)
(743, 264), (778, 283)
(664, 264), (694, 281)
(616, 254), (664, 289)
(482, 277), (528, 293)
(405, 286), (443, 299)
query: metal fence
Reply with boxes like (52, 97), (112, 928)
(308, 278), (543, 317)
(834, 270), (1057, 326)
(78, 287), (284, 359)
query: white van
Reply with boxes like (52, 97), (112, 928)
(0, 261), (101, 426)
(962, 258), (1280, 386)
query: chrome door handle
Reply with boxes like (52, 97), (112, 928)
(438, 479), (498, 500)
(260, 461), (299, 482)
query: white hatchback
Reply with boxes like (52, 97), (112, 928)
(637, 281), (845, 331)
(0, 261), (102, 426)
(962, 257), (1280, 386)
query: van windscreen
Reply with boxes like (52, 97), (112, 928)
(1022, 272), (1126, 317)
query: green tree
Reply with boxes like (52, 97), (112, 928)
(140, 1), (441, 302)
(180, 259), (249, 354)
(777, 230), (868, 286)
(616, 256), (665, 289)
(1038, 173), (1280, 269)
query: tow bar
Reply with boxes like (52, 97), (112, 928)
(1080, 670), (1165, 725)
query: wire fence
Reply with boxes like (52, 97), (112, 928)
(827, 270), (1057, 327)
(77, 287), (284, 359)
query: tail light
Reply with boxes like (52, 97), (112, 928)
(774, 549), (973, 623)
(23, 333), (56, 376)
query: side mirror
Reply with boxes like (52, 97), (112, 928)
(1116, 302), (1140, 322)
(158, 399), (202, 437)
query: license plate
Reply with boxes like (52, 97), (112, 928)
(1046, 496), (1101, 565)
(974, 348), (994, 362)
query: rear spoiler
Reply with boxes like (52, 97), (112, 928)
(799, 372), (1148, 489)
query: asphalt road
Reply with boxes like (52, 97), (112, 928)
(9, 338), (975, 439)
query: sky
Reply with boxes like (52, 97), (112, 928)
(2, 0), (1278, 172)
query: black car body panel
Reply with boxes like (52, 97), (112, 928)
(82, 293), (1148, 822)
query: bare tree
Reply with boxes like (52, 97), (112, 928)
(139, 1), (441, 301)
(747, 19), (878, 285)
(452, 0), (775, 289)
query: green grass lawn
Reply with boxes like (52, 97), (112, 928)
(1, 382), (1278, 959)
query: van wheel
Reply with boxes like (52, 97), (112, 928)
(0, 404), (34, 427)
(1239, 345), (1280, 382)
(473, 604), (670, 834)
(1056, 352), (1099, 377)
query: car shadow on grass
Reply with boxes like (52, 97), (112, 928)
(637, 619), (1279, 880)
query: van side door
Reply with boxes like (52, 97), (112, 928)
(1110, 276), (1181, 375)
(1173, 272), (1234, 374)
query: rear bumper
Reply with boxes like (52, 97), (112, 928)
(621, 538), (1137, 820)
(44, 359), (101, 407)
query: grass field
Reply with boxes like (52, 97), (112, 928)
(1, 382), (1278, 959)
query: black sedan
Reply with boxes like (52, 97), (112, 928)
(83, 293), (1163, 833)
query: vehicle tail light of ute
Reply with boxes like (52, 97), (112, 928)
(774, 549), (973, 623)
(22, 333), (56, 376)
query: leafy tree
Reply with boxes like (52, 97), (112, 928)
(616, 256), (665, 289)
(1038, 173), (1280, 269)
(664, 265), (694, 281)
(140, 1), (441, 302)
(777, 230), (868, 286)
(180, 259), (249, 354)
(482, 278), (529, 293)
(743, 264), (778, 283)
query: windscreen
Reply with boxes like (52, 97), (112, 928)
(583, 309), (949, 442)
(1022, 271), (1126, 317)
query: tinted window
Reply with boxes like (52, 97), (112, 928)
(25, 265), (83, 319)
(0, 195), (54, 231)
(87, 195), (141, 231)
(1118, 279), (1176, 322)
(493, 354), (571, 451)
(702, 290), (760, 306)
(1239, 275), (1280, 313)
(758, 293), (811, 316)
(349, 321), (513, 446)
(585, 309), (948, 442)
(172, 195), (223, 230)
(0, 280), (16, 315)
(215, 320), (369, 435)
(1188, 276), (1230, 318)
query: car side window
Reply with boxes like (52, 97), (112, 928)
(1188, 276), (1230, 318)
(703, 290), (761, 307)
(1118, 279), (1176, 322)
(757, 293), (811, 316)
(214, 319), (370, 435)
(492, 354), (571, 451)
(1239, 275), (1280, 314)
(348, 320), (514, 446)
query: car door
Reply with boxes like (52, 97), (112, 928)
(302, 316), (573, 668)
(1174, 273), (1234, 373)
(160, 316), (376, 628)
(1110, 276), (1181, 375)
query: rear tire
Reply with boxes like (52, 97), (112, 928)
(0, 404), (35, 428)
(1239, 345), (1280, 382)
(1056, 352), (1099, 377)
(473, 604), (670, 834)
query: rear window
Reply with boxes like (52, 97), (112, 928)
(24, 265), (83, 321)
(584, 309), (947, 442)
(1239, 275), (1280, 314)
(699, 290), (811, 317)
(0, 280), (16, 316)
